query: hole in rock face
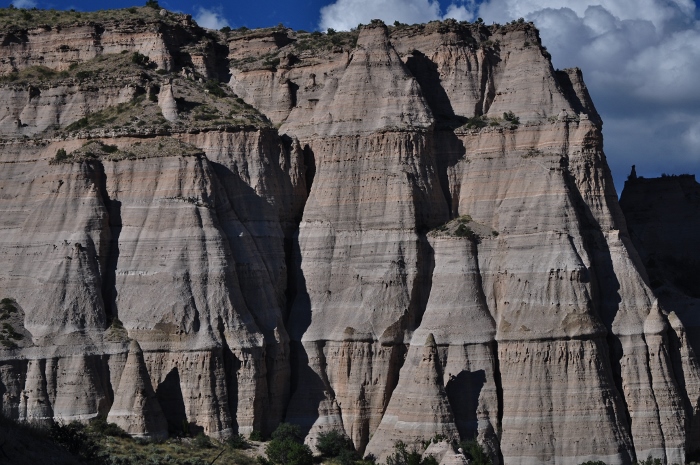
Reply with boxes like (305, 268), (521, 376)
(446, 369), (486, 440)
(155, 367), (201, 436)
(287, 80), (299, 109)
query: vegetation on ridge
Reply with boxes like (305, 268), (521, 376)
(0, 5), (189, 31)
(0, 298), (22, 348)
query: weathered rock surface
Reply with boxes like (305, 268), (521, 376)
(620, 173), (700, 461)
(365, 334), (458, 461)
(0, 9), (698, 465)
(106, 340), (168, 438)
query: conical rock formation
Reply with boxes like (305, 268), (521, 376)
(158, 81), (178, 122)
(365, 334), (458, 460)
(107, 340), (168, 439)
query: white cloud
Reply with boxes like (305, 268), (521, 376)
(194, 6), (229, 30)
(319, 0), (476, 31)
(683, 121), (700, 156)
(12, 0), (37, 8)
(443, 3), (474, 21)
(320, 0), (441, 31)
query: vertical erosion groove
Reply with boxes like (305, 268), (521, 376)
(93, 160), (121, 324)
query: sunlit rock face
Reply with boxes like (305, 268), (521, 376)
(0, 11), (696, 464)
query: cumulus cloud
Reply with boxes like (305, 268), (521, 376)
(319, 0), (475, 31)
(194, 6), (229, 30)
(11, 0), (37, 8)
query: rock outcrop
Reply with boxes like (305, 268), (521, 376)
(107, 340), (168, 438)
(0, 9), (697, 465)
(620, 173), (700, 461)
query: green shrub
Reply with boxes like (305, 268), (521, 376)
(264, 423), (312, 465)
(66, 117), (89, 132)
(193, 432), (213, 448)
(503, 111), (520, 125)
(271, 423), (303, 443)
(459, 439), (492, 465)
(455, 224), (475, 239)
(89, 417), (129, 437)
(265, 439), (312, 465)
(102, 144), (119, 154)
(2, 322), (23, 341)
(386, 441), (437, 465)
(316, 430), (355, 458)
(228, 433), (249, 449)
(263, 57), (280, 68)
(0, 298), (17, 319)
(339, 448), (361, 465)
(634, 458), (662, 465)
(131, 52), (150, 67)
(145, 0), (160, 9)
(50, 422), (101, 461)
(205, 79), (226, 98)
(250, 430), (265, 441)
(75, 70), (92, 80)
(465, 116), (488, 129)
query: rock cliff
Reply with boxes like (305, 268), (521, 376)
(0, 8), (697, 465)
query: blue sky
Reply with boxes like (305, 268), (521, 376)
(7, 0), (700, 192)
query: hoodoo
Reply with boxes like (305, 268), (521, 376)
(0, 7), (698, 464)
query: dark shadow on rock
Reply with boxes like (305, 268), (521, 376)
(302, 144), (316, 197)
(446, 369), (486, 440)
(155, 368), (193, 436)
(433, 130), (466, 219)
(284, 340), (328, 437)
(561, 163), (634, 440)
(218, 316), (240, 435)
(405, 50), (456, 120)
(287, 80), (299, 109)
(92, 161), (121, 325)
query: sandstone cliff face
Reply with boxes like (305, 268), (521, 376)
(620, 174), (700, 460)
(0, 10), (697, 465)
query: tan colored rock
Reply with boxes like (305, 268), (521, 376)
(53, 354), (110, 422)
(619, 173), (700, 460)
(365, 335), (458, 461)
(158, 81), (178, 122)
(281, 23), (432, 138)
(423, 441), (469, 465)
(19, 359), (53, 424)
(107, 340), (167, 438)
(0, 84), (137, 136)
(415, 233), (500, 461)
